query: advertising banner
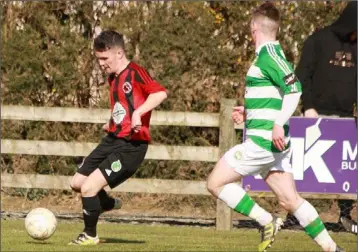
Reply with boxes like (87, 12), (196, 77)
(243, 117), (357, 195)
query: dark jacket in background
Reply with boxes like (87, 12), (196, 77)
(296, 1), (357, 117)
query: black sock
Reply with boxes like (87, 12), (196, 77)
(82, 195), (101, 237)
(98, 189), (115, 211)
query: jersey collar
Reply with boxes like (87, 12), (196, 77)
(255, 41), (279, 55)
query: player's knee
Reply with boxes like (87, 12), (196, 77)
(70, 184), (80, 192)
(80, 182), (92, 196)
(206, 180), (214, 195)
(80, 181), (100, 197)
(80, 186), (91, 196)
(70, 178), (82, 192)
(206, 178), (220, 197)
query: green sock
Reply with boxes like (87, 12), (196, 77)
(218, 183), (273, 226)
(293, 200), (336, 251)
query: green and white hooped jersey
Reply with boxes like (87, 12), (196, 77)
(245, 41), (302, 153)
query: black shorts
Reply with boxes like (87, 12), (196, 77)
(77, 135), (148, 188)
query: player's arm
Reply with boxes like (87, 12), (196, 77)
(134, 69), (168, 116)
(232, 106), (246, 125)
(132, 91), (167, 133)
(295, 36), (318, 117)
(265, 55), (302, 124)
(275, 93), (301, 126)
(132, 69), (168, 132)
(135, 91), (167, 116)
(264, 52), (302, 150)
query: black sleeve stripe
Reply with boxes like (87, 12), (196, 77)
(134, 71), (145, 84)
(137, 68), (153, 84)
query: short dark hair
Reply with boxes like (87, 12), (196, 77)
(251, 1), (280, 35)
(253, 1), (280, 23)
(94, 30), (125, 52)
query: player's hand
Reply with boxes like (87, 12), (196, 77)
(272, 124), (285, 151)
(232, 106), (246, 124)
(304, 108), (318, 118)
(131, 111), (142, 133)
(102, 122), (109, 132)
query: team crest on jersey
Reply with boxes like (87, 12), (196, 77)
(122, 82), (132, 94)
(111, 160), (122, 172)
(234, 150), (242, 160)
(283, 73), (297, 85)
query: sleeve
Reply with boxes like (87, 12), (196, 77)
(275, 93), (301, 126)
(134, 68), (167, 95)
(295, 35), (317, 111)
(262, 48), (302, 95)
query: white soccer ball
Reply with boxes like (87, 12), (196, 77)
(25, 208), (57, 240)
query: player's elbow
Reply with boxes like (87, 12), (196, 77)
(160, 91), (168, 103)
(152, 90), (168, 102)
(161, 90), (168, 100)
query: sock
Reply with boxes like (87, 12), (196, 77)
(98, 189), (115, 211)
(293, 200), (336, 251)
(218, 183), (273, 226)
(82, 195), (101, 237)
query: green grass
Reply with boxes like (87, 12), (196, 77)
(1, 219), (356, 252)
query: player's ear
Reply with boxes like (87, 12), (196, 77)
(115, 48), (124, 59)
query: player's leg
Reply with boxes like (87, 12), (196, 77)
(70, 139), (149, 245)
(69, 137), (119, 213)
(69, 168), (107, 245)
(70, 172), (88, 192)
(71, 172), (119, 212)
(207, 143), (283, 252)
(207, 142), (275, 229)
(70, 157), (88, 192)
(98, 189), (121, 212)
(264, 168), (343, 251)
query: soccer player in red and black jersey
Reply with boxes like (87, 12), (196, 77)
(69, 30), (167, 245)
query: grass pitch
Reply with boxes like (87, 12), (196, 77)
(1, 219), (356, 251)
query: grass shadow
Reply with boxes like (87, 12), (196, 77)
(235, 220), (351, 234)
(100, 237), (145, 244)
(26, 241), (53, 244)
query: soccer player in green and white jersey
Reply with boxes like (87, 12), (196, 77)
(207, 3), (344, 252)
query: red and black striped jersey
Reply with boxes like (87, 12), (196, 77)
(107, 62), (166, 142)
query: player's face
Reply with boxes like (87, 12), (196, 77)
(95, 48), (123, 74)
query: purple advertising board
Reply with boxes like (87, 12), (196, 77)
(243, 117), (357, 195)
